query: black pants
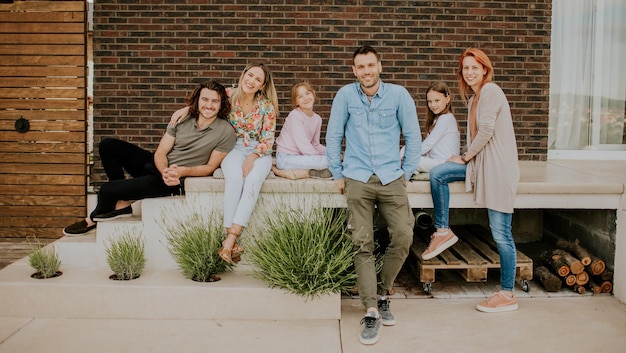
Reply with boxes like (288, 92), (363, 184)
(89, 138), (183, 220)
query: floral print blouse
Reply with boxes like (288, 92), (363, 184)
(229, 95), (276, 157)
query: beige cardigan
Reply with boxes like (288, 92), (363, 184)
(464, 82), (520, 213)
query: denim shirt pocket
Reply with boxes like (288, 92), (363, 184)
(378, 109), (396, 129)
(348, 107), (366, 128)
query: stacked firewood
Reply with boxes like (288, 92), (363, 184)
(535, 239), (612, 294)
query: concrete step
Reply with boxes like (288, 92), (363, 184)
(0, 259), (340, 320)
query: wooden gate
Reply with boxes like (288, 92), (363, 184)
(0, 0), (87, 244)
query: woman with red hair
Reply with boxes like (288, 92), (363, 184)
(422, 48), (520, 313)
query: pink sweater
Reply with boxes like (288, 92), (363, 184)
(276, 108), (326, 156)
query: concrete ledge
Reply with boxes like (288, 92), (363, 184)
(185, 161), (625, 210)
(0, 259), (340, 320)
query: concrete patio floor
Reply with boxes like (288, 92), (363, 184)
(1, 295), (624, 353)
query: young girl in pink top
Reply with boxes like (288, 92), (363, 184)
(273, 82), (331, 179)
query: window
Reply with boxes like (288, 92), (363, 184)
(548, 0), (626, 159)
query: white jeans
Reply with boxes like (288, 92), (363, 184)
(417, 156), (444, 173)
(275, 152), (329, 170)
(221, 139), (272, 228)
(399, 146), (444, 173)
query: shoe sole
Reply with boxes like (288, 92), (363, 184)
(476, 303), (519, 313)
(421, 235), (459, 260)
(93, 213), (133, 222)
(62, 227), (96, 237)
(359, 334), (380, 345)
(381, 318), (396, 326)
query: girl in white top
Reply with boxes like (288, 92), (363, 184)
(402, 81), (460, 173)
(273, 82), (330, 179)
(419, 81), (460, 172)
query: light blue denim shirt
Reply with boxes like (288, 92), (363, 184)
(326, 81), (421, 185)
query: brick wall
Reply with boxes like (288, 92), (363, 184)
(92, 0), (551, 185)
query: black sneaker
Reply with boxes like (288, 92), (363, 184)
(63, 220), (96, 236)
(377, 297), (396, 326)
(93, 206), (133, 221)
(359, 312), (382, 345)
(308, 168), (332, 179)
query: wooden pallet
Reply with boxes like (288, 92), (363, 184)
(410, 224), (533, 285)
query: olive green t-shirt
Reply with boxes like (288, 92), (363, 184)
(165, 115), (236, 167)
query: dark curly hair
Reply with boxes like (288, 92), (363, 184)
(185, 80), (231, 121)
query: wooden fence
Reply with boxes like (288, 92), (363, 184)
(0, 0), (87, 240)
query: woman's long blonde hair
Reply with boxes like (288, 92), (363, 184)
(230, 61), (279, 116)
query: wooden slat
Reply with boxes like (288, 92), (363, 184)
(0, 22), (84, 33)
(0, 88), (85, 99)
(0, 227), (68, 239)
(0, 141), (85, 153)
(0, 66), (84, 77)
(0, 100), (84, 109)
(0, 174), (85, 185)
(0, 205), (85, 217)
(0, 216), (84, 228)
(0, 120), (85, 132)
(0, 33), (84, 45)
(0, 1), (85, 12)
(0, 56), (84, 66)
(0, 195), (85, 206)
(0, 44), (85, 55)
(0, 110), (85, 120)
(448, 239), (487, 266)
(453, 226), (501, 264)
(465, 224), (534, 264)
(0, 163), (84, 174)
(0, 184), (84, 196)
(0, 11), (84, 23)
(0, 152), (84, 164)
(0, 131), (86, 142)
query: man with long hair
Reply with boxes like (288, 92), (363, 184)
(63, 80), (236, 236)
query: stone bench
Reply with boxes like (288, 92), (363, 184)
(184, 160), (625, 210)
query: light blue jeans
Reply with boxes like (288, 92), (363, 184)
(430, 161), (517, 291)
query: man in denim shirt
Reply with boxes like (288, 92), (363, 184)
(326, 45), (421, 345)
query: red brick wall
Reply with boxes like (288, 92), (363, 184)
(93, 0), (551, 185)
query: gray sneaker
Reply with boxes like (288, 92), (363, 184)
(308, 168), (332, 179)
(377, 297), (396, 326)
(359, 312), (382, 345)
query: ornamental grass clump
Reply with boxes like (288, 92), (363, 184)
(246, 206), (358, 300)
(161, 211), (230, 282)
(105, 231), (145, 280)
(28, 237), (61, 279)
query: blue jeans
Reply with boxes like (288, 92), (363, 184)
(430, 162), (517, 291)
(487, 209), (517, 291)
(429, 162), (467, 229)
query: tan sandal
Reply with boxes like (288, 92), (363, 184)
(218, 233), (244, 264)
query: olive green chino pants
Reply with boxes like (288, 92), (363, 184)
(345, 175), (414, 310)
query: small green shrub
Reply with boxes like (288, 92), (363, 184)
(161, 211), (230, 282)
(28, 238), (61, 279)
(105, 231), (145, 280)
(246, 206), (358, 300)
